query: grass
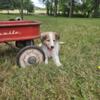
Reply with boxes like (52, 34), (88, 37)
(0, 14), (100, 100)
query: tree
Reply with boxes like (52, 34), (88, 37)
(24, 0), (34, 14)
(11, 0), (34, 19)
(42, 0), (100, 17)
(80, 0), (93, 17)
(69, 0), (74, 17)
(93, 0), (100, 17)
(42, 0), (50, 15)
(58, 0), (69, 16)
(80, 0), (100, 17)
(42, 0), (58, 16)
(20, 0), (24, 19)
(54, 0), (58, 16)
(0, 0), (14, 14)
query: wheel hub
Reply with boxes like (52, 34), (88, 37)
(28, 56), (36, 64)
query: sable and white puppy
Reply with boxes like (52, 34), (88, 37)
(41, 32), (62, 66)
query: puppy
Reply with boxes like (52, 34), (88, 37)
(41, 32), (62, 66)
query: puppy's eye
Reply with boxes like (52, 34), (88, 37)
(53, 40), (55, 42)
(47, 40), (50, 42)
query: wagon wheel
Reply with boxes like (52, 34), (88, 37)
(15, 40), (34, 48)
(16, 46), (45, 68)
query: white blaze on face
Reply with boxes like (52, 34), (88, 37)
(49, 32), (55, 48)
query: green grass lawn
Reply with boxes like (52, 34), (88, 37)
(0, 14), (100, 100)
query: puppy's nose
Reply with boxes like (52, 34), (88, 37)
(51, 46), (54, 49)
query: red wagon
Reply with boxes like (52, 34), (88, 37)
(0, 20), (45, 67)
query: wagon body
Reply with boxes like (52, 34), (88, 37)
(0, 20), (45, 67)
(0, 20), (40, 43)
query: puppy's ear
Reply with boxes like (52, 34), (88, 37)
(41, 33), (47, 42)
(55, 32), (60, 40)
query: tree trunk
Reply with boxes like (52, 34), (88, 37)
(69, 0), (74, 17)
(46, 2), (50, 15)
(50, 3), (53, 15)
(20, 0), (24, 20)
(54, 0), (58, 16)
(7, 9), (10, 15)
(46, 6), (49, 15)
(93, 0), (100, 17)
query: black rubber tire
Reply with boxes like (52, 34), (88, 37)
(15, 40), (34, 48)
(16, 46), (45, 68)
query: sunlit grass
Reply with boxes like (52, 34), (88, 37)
(0, 14), (100, 100)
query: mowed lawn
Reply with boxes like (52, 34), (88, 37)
(0, 14), (100, 100)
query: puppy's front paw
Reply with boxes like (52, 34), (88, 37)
(45, 59), (48, 64)
(56, 63), (62, 67)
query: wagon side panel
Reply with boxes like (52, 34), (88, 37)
(0, 21), (40, 43)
